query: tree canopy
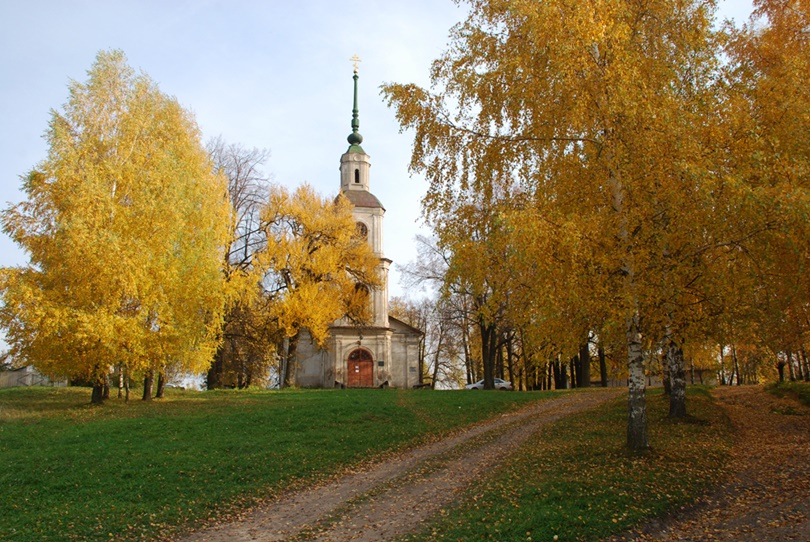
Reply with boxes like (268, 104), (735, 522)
(385, 0), (810, 448)
(0, 50), (231, 402)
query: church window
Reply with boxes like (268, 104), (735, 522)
(355, 221), (368, 239)
(354, 168), (360, 183)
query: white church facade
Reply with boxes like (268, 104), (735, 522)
(294, 68), (422, 389)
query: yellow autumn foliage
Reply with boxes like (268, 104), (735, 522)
(254, 184), (381, 347)
(0, 50), (231, 389)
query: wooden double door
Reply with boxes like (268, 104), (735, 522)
(347, 348), (374, 387)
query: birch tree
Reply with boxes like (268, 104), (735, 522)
(0, 50), (230, 403)
(385, 0), (722, 449)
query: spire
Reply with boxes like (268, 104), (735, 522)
(347, 55), (365, 153)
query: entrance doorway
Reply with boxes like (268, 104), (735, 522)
(347, 348), (373, 387)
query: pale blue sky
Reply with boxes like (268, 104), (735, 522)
(0, 0), (469, 295)
(0, 1), (753, 350)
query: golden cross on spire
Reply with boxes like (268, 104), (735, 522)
(350, 54), (362, 74)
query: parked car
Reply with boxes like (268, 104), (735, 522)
(465, 378), (513, 390)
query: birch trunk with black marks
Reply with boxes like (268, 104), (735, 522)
(627, 312), (649, 450)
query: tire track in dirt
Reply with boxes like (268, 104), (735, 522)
(178, 389), (621, 542)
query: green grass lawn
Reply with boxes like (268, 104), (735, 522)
(404, 387), (734, 542)
(0, 386), (544, 541)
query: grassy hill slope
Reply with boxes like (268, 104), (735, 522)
(0, 386), (544, 541)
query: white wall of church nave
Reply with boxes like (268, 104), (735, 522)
(293, 329), (331, 388)
(391, 333), (420, 388)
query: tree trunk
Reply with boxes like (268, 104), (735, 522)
(431, 322), (444, 389)
(578, 343), (591, 387)
(479, 320), (497, 389)
(787, 351), (797, 382)
(462, 320), (473, 384)
(91, 382), (105, 405)
(118, 367), (124, 399)
(569, 357), (577, 389)
(419, 334), (427, 385)
(606, 152), (647, 450)
(662, 350), (671, 395)
(506, 335), (515, 389)
(667, 340), (687, 418)
(124, 366), (130, 403)
(559, 359), (569, 389)
(496, 340), (505, 380)
(552, 359), (564, 390)
(598, 345), (608, 387)
(732, 345), (741, 386)
(627, 312), (649, 451)
(794, 351), (804, 380)
(282, 333), (299, 388)
(801, 349), (810, 382)
(718, 344), (726, 385)
(142, 370), (154, 401)
(207, 348), (225, 390)
(155, 371), (166, 399)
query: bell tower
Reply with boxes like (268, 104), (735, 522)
(339, 60), (389, 328)
(290, 60), (424, 390)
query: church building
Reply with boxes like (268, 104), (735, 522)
(293, 67), (422, 388)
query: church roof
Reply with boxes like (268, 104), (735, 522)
(343, 189), (385, 210)
(389, 316), (424, 336)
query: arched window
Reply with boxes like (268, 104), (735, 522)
(355, 221), (368, 239)
(354, 168), (360, 183)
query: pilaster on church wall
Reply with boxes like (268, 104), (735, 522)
(334, 336), (345, 386)
(378, 259), (390, 328)
(325, 334), (337, 386)
(372, 211), (383, 256)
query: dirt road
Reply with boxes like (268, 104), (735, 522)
(177, 389), (621, 542)
(607, 385), (810, 541)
